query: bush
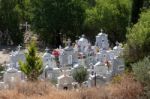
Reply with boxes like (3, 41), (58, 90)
(132, 57), (150, 86)
(19, 41), (43, 81)
(125, 9), (150, 64)
(73, 66), (88, 86)
(84, 0), (132, 43)
(132, 57), (150, 98)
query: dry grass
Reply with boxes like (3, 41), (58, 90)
(0, 74), (143, 99)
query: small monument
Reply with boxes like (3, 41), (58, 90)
(113, 41), (124, 57)
(77, 35), (89, 53)
(3, 63), (22, 88)
(57, 69), (73, 90)
(59, 39), (78, 67)
(43, 47), (56, 68)
(43, 65), (54, 80)
(95, 29), (109, 50)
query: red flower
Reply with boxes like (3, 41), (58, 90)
(52, 50), (60, 57)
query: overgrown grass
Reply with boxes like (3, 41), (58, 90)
(0, 74), (143, 99)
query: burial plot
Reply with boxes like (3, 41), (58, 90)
(42, 48), (56, 68)
(95, 29), (109, 50)
(57, 70), (73, 90)
(59, 39), (78, 67)
(77, 35), (89, 53)
(3, 66), (22, 88)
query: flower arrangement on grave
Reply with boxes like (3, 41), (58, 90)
(52, 49), (60, 67)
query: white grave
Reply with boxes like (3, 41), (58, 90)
(95, 29), (109, 50)
(59, 39), (78, 67)
(57, 70), (73, 90)
(113, 42), (124, 57)
(9, 45), (26, 69)
(42, 47), (56, 68)
(43, 65), (54, 80)
(77, 35), (89, 53)
(112, 56), (125, 75)
(3, 64), (22, 88)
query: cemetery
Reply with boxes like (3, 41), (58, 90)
(0, 0), (150, 98)
(0, 30), (125, 90)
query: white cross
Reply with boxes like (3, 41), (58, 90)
(45, 47), (49, 52)
(67, 39), (71, 46)
(18, 44), (22, 51)
(20, 21), (30, 32)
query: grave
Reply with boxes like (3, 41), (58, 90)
(42, 47), (56, 68)
(3, 29), (125, 89)
(113, 42), (124, 57)
(77, 35), (89, 53)
(3, 64), (22, 88)
(59, 39), (78, 67)
(57, 70), (73, 90)
(43, 65), (54, 80)
(95, 29), (109, 50)
(9, 45), (25, 69)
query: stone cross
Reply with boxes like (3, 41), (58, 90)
(81, 34), (85, 38)
(20, 21), (30, 32)
(115, 41), (119, 46)
(17, 45), (22, 52)
(45, 47), (49, 52)
(67, 39), (71, 46)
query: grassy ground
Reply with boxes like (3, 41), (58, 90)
(0, 74), (143, 99)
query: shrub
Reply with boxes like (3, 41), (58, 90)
(73, 66), (88, 86)
(132, 57), (150, 98)
(125, 9), (150, 64)
(19, 41), (43, 81)
(84, 0), (132, 43)
(132, 57), (150, 86)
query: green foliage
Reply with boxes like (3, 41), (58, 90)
(15, 0), (32, 23)
(19, 41), (43, 81)
(0, 0), (23, 45)
(125, 9), (150, 63)
(30, 0), (86, 45)
(73, 66), (88, 86)
(84, 0), (132, 43)
(131, 0), (150, 24)
(132, 57), (150, 98)
(132, 57), (150, 86)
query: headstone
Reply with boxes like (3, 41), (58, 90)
(77, 35), (89, 53)
(9, 45), (26, 69)
(43, 47), (56, 68)
(95, 50), (110, 63)
(94, 62), (108, 76)
(43, 65), (54, 80)
(84, 44), (95, 67)
(88, 74), (107, 87)
(59, 39), (78, 67)
(113, 42), (124, 57)
(3, 65), (22, 88)
(112, 56), (125, 75)
(95, 29), (109, 50)
(57, 70), (73, 90)
(53, 68), (61, 80)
